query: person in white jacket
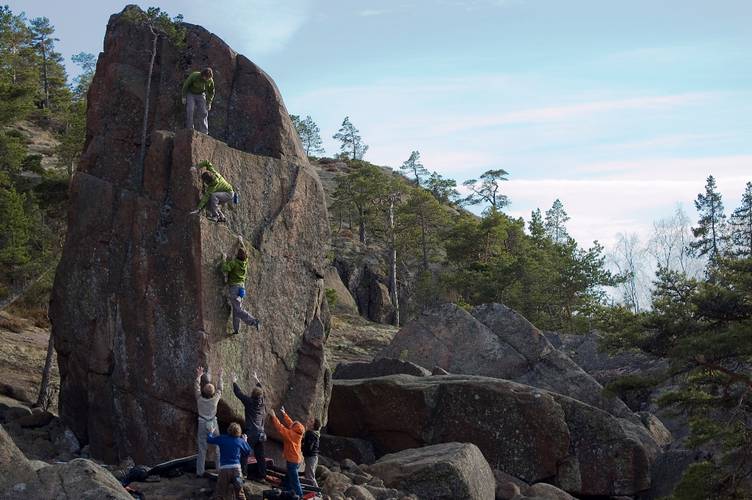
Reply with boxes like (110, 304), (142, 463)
(195, 365), (223, 477)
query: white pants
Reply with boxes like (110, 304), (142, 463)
(197, 416), (218, 475)
(186, 93), (208, 134)
(304, 455), (319, 487)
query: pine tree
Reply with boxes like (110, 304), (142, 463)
(544, 199), (570, 244)
(690, 175), (727, 262)
(333, 116), (368, 160)
(425, 171), (458, 204)
(399, 150), (428, 186)
(29, 17), (58, 109)
(331, 163), (387, 244)
(461, 169), (510, 212)
(290, 114), (324, 157)
(729, 182), (752, 258)
(528, 208), (546, 241)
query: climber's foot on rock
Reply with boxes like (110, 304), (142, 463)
(253, 320), (261, 332)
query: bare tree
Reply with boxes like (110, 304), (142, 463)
(610, 232), (647, 312)
(648, 205), (704, 277)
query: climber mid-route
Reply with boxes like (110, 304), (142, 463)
(221, 236), (261, 334)
(190, 160), (235, 223)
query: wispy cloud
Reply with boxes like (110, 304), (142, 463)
(359, 9), (390, 17)
(194, 0), (312, 55)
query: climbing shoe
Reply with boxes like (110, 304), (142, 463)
(254, 320), (261, 332)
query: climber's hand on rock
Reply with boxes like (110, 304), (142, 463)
(207, 103), (212, 111)
(280, 405), (286, 414)
(196, 366), (204, 378)
(190, 210), (200, 215)
(253, 371), (259, 382)
(218, 367), (224, 377)
(232, 373), (238, 383)
(221, 252), (227, 260)
(181, 96), (186, 105)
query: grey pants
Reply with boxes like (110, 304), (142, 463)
(229, 284), (257, 333)
(197, 416), (219, 475)
(209, 191), (233, 219)
(304, 455), (318, 487)
(186, 93), (209, 134)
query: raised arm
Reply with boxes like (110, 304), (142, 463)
(194, 366), (203, 399)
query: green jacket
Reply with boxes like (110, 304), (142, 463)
(182, 71), (215, 105)
(222, 258), (248, 286)
(197, 161), (234, 210)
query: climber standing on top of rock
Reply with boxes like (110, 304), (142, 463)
(221, 237), (261, 334)
(231, 370), (268, 481)
(191, 160), (235, 223)
(195, 365), (224, 478)
(269, 406), (305, 498)
(182, 67), (215, 134)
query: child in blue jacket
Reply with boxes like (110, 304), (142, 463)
(207, 422), (252, 500)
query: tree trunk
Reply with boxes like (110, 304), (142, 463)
(41, 41), (49, 109)
(358, 207), (366, 244)
(36, 328), (55, 408)
(420, 215), (429, 271)
(139, 26), (159, 183)
(387, 199), (399, 326)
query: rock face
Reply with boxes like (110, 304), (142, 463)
(333, 358), (431, 380)
(381, 303), (635, 420)
(332, 244), (395, 324)
(324, 266), (359, 315)
(365, 442), (495, 500)
(1, 425), (132, 500)
(49, 6), (330, 464)
(327, 375), (660, 497)
(319, 434), (377, 465)
(544, 330), (668, 386)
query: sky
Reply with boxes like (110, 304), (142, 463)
(11, 0), (752, 247)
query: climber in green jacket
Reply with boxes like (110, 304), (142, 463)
(182, 67), (215, 134)
(222, 239), (260, 334)
(191, 160), (235, 223)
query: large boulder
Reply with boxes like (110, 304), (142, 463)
(319, 433), (377, 464)
(381, 303), (636, 420)
(327, 375), (660, 497)
(333, 358), (431, 380)
(325, 266), (359, 315)
(1, 425), (131, 500)
(365, 442), (495, 500)
(332, 242), (394, 324)
(49, 6), (330, 464)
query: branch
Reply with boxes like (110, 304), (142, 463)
(695, 355), (752, 389)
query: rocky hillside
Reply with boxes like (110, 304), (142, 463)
(49, 5), (330, 465)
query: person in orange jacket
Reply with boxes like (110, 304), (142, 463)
(269, 406), (305, 497)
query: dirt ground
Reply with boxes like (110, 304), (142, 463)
(0, 310), (59, 410)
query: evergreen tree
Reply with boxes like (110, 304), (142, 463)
(29, 17), (58, 109)
(461, 169), (510, 212)
(399, 150), (428, 186)
(0, 7), (35, 122)
(398, 187), (449, 272)
(333, 116), (368, 160)
(70, 51), (96, 98)
(690, 175), (728, 262)
(290, 114), (324, 157)
(544, 198), (570, 244)
(729, 181), (752, 258)
(425, 171), (458, 204)
(528, 208), (546, 241)
(331, 162), (387, 244)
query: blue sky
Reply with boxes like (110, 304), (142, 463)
(11, 0), (752, 246)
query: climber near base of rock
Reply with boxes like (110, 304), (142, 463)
(182, 67), (215, 134)
(232, 370), (268, 481)
(302, 418), (321, 488)
(206, 421), (251, 500)
(195, 365), (224, 477)
(191, 160), (235, 223)
(269, 406), (305, 498)
(222, 239), (261, 334)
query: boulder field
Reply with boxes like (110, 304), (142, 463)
(328, 374), (661, 497)
(49, 5), (330, 464)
